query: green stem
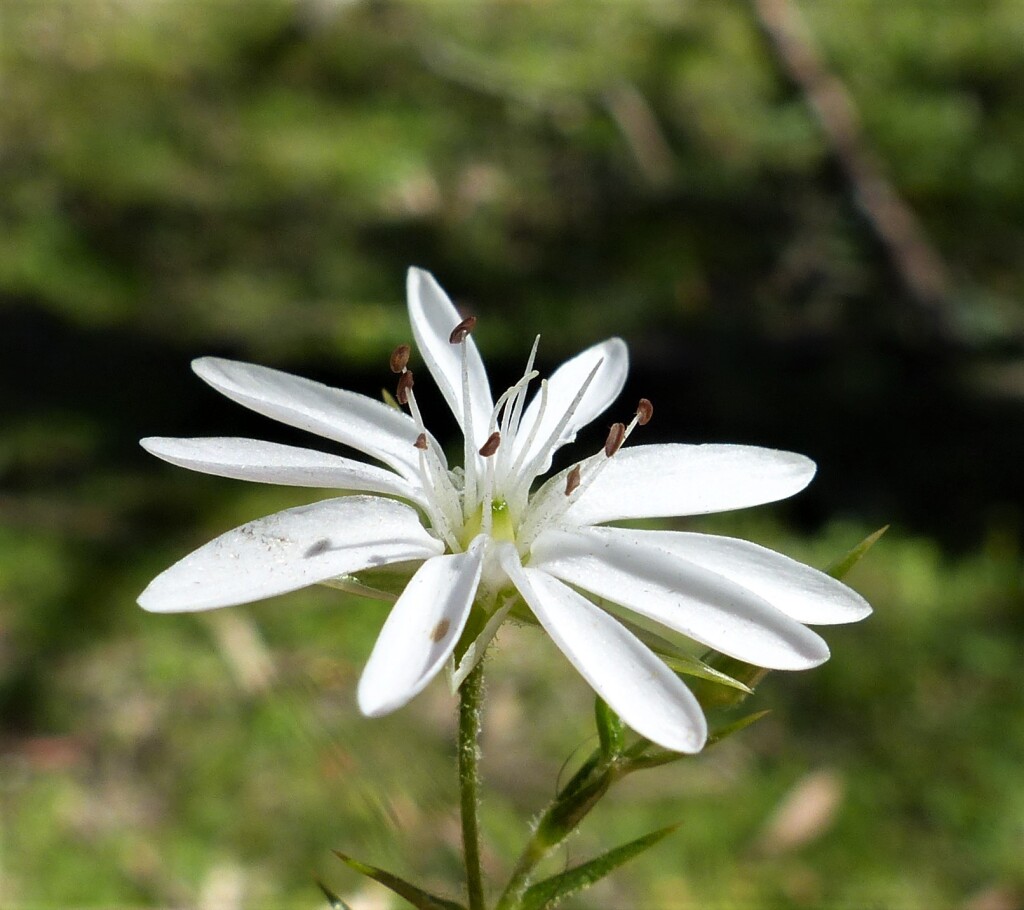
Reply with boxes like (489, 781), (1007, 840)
(458, 660), (487, 910)
(496, 755), (619, 910)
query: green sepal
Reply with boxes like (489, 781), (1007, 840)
(610, 620), (752, 696)
(382, 388), (401, 410)
(450, 596), (513, 691)
(332, 851), (466, 910)
(594, 697), (625, 758)
(623, 710), (771, 773)
(687, 653), (770, 711)
(825, 525), (889, 580)
(316, 879), (355, 909)
(520, 824), (680, 910)
(706, 708), (771, 747)
(660, 652), (754, 694)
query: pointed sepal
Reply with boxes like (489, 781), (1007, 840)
(317, 879), (355, 910)
(687, 652), (771, 711)
(520, 824), (680, 910)
(661, 652), (755, 694)
(332, 851), (466, 910)
(825, 525), (888, 580)
(707, 708), (772, 747)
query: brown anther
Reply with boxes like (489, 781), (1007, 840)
(604, 422), (626, 457)
(414, 432), (428, 450)
(389, 344), (411, 373)
(636, 398), (653, 426)
(478, 431), (501, 457)
(564, 464), (582, 496)
(449, 315), (478, 344)
(396, 369), (414, 406)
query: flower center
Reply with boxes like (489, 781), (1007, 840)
(459, 497), (515, 549)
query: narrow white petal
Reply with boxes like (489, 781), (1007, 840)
(509, 338), (628, 480)
(141, 437), (426, 505)
(358, 538), (486, 717)
(138, 496), (442, 613)
(406, 268), (494, 447)
(500, 548), (706, 753)
(564, 444), (816, 525)
(531, 527), (829, 670)
(585, 527), (871, 625)
(192, 358), (432, 481)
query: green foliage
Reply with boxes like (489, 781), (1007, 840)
(4, 0), (1024, 362)
(333, 851), (466, 910)
(520, 824), (679, 910)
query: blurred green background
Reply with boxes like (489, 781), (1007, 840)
(2, 0), (1023, 907)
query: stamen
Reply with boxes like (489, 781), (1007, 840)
(482, 453), (496, 536)
(507, 378), (549, 483)
(604, 422), (626, 457)
(521, 397), (639, 546)
(390, 344), (411, 373)
(460, 342), (477, 518)
(405, 386), (462, 550)
(636, 398), (653, 426)
(396, 370), (415, 406)
(564, 464), (581, 496)
(449, 315), (478, 344)
(479, 431), (501, 457)
(497, 335), (541, 484)
(511, 358), (604, 503)
(505, 335), (541, 442)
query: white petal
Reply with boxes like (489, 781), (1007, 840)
(509, 338), (628, 481)
(406, 268), (494, 447)
(500, 547), (706, 753)
(358, 538), (486, 717)
(564, 443), (816, 525)
(531, 527), (829, 670)
(138, 496), (442, 613)
(585, 527), (871, 625)
(192, 358), (432, 482)
(141, 437), (426, 505)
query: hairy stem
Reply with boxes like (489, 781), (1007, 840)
(458, 660), (487, 910)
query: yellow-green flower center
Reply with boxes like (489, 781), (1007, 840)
(459, 498), (515, 550)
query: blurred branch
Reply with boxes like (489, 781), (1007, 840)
(750, 0), (955, 335)
(601, 82), (677, 188)
(203, 612), (277, 697)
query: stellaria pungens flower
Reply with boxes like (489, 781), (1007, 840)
(138, 268), (870, 753)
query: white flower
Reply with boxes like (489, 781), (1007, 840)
(139, 268), (870, 753)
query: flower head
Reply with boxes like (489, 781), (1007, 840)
(139, 268), (870, 753)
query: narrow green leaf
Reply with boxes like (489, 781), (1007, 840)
(332, 851), (466, 910)
(594, 697), (625, 757)
(316, 879), (354, 910)
(707, 709), (771, 746)
(521, 824), (680, 910)
(623, 712), (771, 772)
(661, 652), (754, 694)
(825, 525), (888, 580)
